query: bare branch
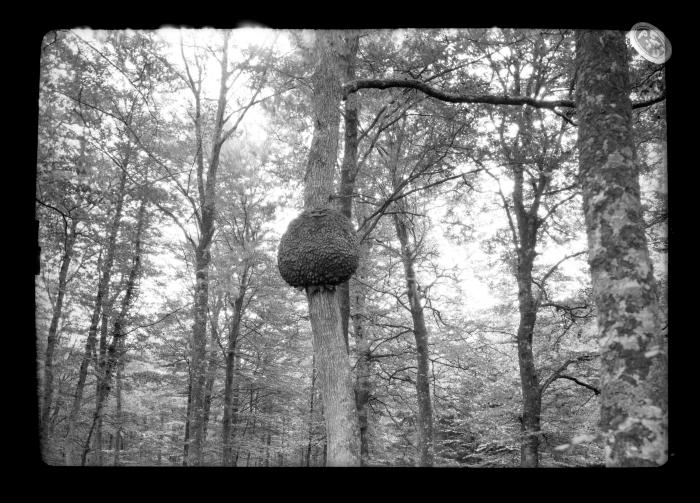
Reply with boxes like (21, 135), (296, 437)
(540, 353), (597, 394)
(556, 374), (600, 395)
(344, 78), (665, 113)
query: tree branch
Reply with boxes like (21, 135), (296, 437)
(539, 353), (597, 394)
(343, 78), (665, 112)
(556, 374), (600, 395)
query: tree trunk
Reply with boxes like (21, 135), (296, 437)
(48, 377), (65, 439)
(200, 310), (221, 456)
(393, 213), (435, 467)
(222, 294), (244, 466)
(182, 378), (192, 466)
(264, 431), (272, 467)
(305, 355), (317, 467)
(505, 110), (546, 466)
(64, 164), (128, 465)
(41, 217), (77, 458)
(94, 289), (117, 465)
(514, 180), (544, 468)
(113, 360), (123, 466)
(575, 29), (667, 466)
(302, 31), (361, 466)
(93, 306), (112, 465)
(516, 262), (541, 468)
(352, 212), (372, 464)
(80, 198), (146, 466)
(306, 290), (361, 465)
(354, 326), (371, 463)
(337, 33), (360, 353)
(186, 32), (236, 467)
(188, 243), (211, 465)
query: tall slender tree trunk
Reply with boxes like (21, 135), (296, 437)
(354, 321), (371, 463)
(386, 128), (435, 466)
(185, 31), (238, 467)
(41, 217), (77, 458)
(575, 29), (667, 466)
(64, 164), (128, 465)
(222, 294), (244, 466)
(264, 431), (272, 467)
(337, 33), (360, 352)
(188, 243), (211, 465)
(504, 110), (548, 466)
(81, 199), (146, 466)
(48, 378), (66, 439)
(350, 205), (372, 464)
(200, 302), (222, 458)
(182, 379), (192, 466)
(113, 360), (123, 466)
(515, 253), (541, 467)
(93, 301), (114, 465)
(302, 31), (361, 466)
(393, 212), (435, 467)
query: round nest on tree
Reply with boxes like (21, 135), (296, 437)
(277, 208), (360, 289)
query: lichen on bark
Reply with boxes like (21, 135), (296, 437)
(575, 29), (667, 466)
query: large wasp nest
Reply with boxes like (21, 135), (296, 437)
(277, 208), (360, 290)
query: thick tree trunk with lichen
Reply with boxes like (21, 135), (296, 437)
(302, 31), (361, 466)
(575, 30), (667, 466)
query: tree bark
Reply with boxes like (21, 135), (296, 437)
(516, 256), (541, 468)
(302, 31), (361, 467)
(337, 33), (360, 353)
(93, 296), (114, 465)
(113, 359), (123, 466)
(64, 163), (128, 465)
(182, 379), (192, 466)
(41, 217), (77, 458)
(306, 289), (361, 465)
(352, 239), (372, 463)
(305, 355), (317, 467)
(188, 243), (211, 465)
(512, 163), (543, 468)
(575, 29), (667, 466)
(200, 301), (222, 455)
(222, 294), (244, 466)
